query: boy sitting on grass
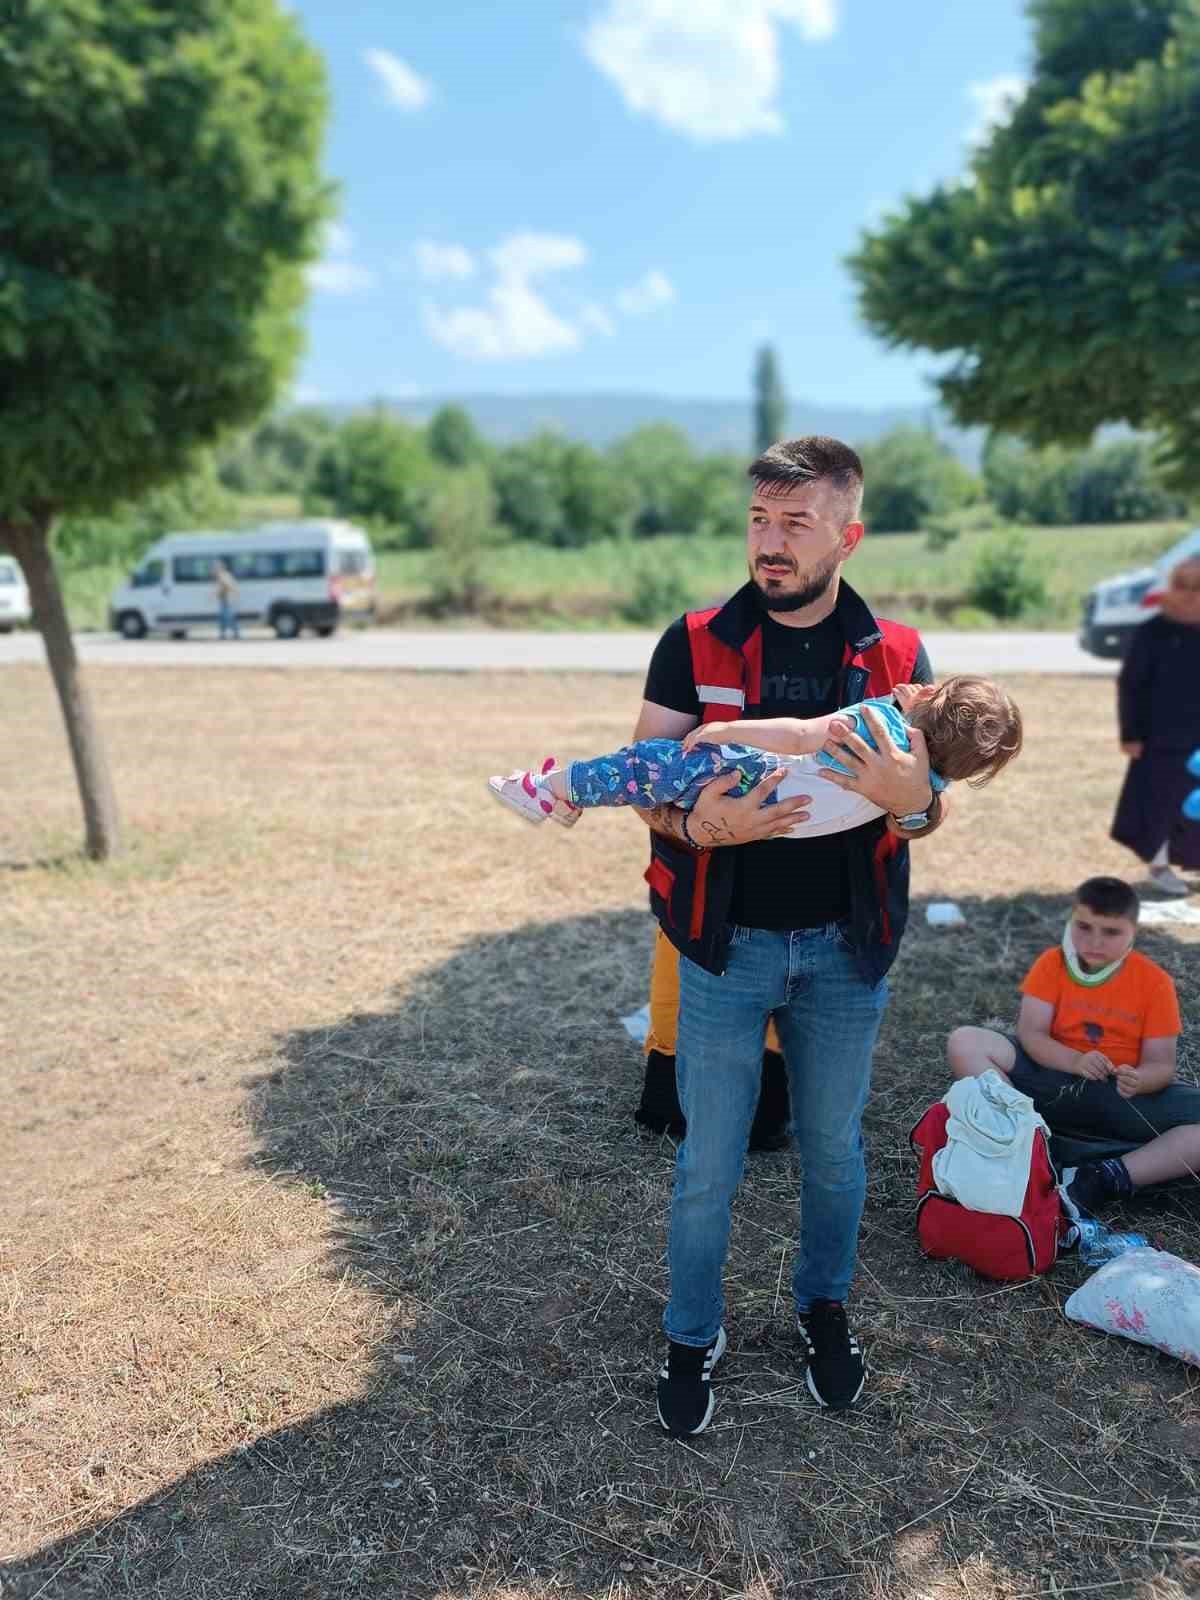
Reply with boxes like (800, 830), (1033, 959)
(946, 876), (1198, 1215)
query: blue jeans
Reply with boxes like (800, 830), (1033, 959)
(218, 599), (240, 639)
(666, 924), (889, 1347)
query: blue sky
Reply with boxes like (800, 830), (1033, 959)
(289, 0), (1033, 410)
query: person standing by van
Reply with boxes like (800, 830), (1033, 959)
(1111, 557), (1200, 896)
(213, 560), (240, 640)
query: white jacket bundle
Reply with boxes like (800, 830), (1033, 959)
(931, 1070), (1050, 1217)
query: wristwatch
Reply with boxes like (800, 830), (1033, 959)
(891, 790), (938, 832)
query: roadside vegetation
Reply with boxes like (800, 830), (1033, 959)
(51, 407), (1193, 633)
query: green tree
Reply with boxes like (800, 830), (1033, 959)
(859, 426), (980, 532)
(218, 408), (336, 495)
(493, 433), (569, 543)
(0, 0), (330, 858)
(983, 432), (1187, 523)
(56, 456), (241, 572)
(492, 432), (631, 547)
(607, 424), (697, 535)
(426, 465), (502, 615)
(311, 412), (437, 545)
(848, 0), (1200, 485)
(753, 344), (788, 454)
(426, 404), (488, 469)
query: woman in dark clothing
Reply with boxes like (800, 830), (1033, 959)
(1111, 557), (1200, 895)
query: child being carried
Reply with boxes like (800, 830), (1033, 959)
(488, 675), (1022, 838)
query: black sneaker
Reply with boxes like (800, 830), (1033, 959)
(797, 1301), (864, 1410)
(1063, 1159), (1129, 1217)
(656, 1327), (726, 1437)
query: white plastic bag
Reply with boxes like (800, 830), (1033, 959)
(1064, 1248), (1200, 1367)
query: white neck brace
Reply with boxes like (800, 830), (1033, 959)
(1061, 920), (1130, 988)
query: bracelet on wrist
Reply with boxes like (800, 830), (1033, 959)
(680, 810), (707, 851)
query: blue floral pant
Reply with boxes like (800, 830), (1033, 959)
(567, 738), (782, 811)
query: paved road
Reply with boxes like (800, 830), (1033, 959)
(0, 627), (1117, 675)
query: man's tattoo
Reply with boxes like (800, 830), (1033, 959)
(644, 803), (686, 841)
(700, 815), (736, 846)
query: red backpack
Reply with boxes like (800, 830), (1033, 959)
(910, 1101), (1068, 1280)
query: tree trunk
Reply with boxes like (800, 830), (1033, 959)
(3, 512), (122, 859)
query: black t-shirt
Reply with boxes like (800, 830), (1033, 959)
(643, 611), (933, 930)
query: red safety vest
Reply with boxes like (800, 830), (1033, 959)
(644, 582), (922, 979)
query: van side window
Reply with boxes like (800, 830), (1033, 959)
(132, 559), (165, 588)
(229, 550), (273, 580)
(173, 555), (219, 583)
(282, 549), (325, 577)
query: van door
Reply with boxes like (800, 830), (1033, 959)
(162, 553), (219, 628)
(133, 557), (170, 630)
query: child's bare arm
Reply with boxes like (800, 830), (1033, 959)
(681, 712), (846, 757)
(1016, 996), (1112, 1080)
(1115, 1036), (1178, 1098)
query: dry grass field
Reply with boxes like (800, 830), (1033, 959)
(2, 664), (1200, 1600)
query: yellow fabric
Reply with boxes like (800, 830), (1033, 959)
(646, 926), (780, 1056)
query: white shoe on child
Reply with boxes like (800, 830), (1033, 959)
(488, 758), (582, 827)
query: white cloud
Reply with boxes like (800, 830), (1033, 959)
(308, 260), (376, 294)
(324, 221), (355, 257)
(365, 47), (433, 111)
(413, 240), (476, 281)
(966, 75), (1027, 147)
(616, 268), (675, 315)
(423, 232), (588, 361)
(580, 302), (617, 337)
(491, 233), (588, 279)
(308, 223), (375, 295)
(583, 0), (836, 141)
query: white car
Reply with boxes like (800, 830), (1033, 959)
(1080, 527), (1200, 658)
(0, 556), (31, 631)
(108, 520), (376, 640)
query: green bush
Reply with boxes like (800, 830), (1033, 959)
(620, 556), (692, 624)
(859, 426), (981, 533)
(983, 434), (1188, 525)
(923, 516), (961, 553)
(424, 465), (505, 616)
(967, 535), (1048, 620)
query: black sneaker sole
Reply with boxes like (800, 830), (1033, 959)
(805, 1365), (865, 1411)
(656, 1325), (727, 1437)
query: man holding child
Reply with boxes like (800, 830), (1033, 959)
(633, 436), (945, 1435)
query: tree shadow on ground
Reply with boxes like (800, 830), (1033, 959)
(6, 895), (1200, 1599)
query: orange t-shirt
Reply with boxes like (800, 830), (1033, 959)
(1020, 947), (1180, 1067)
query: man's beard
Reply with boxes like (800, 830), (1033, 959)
(749, 551), (839, 613)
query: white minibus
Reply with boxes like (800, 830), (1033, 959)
(109, 520), (375, 639)
(0, 555), (32, 631)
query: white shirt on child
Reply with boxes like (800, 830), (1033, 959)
(774, 756), (887, 838)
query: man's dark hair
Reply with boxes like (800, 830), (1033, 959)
(1075, 876), (1140, 923)
(747, 435), (864, 521)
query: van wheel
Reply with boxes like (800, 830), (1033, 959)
(118, 611), (147, 640)
(315, 624), (336, 638)
(272, 609), (301, 640)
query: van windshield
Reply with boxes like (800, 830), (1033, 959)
(0, 561), (18, 585)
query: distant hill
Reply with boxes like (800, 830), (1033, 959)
(335, 391), (984, 467)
